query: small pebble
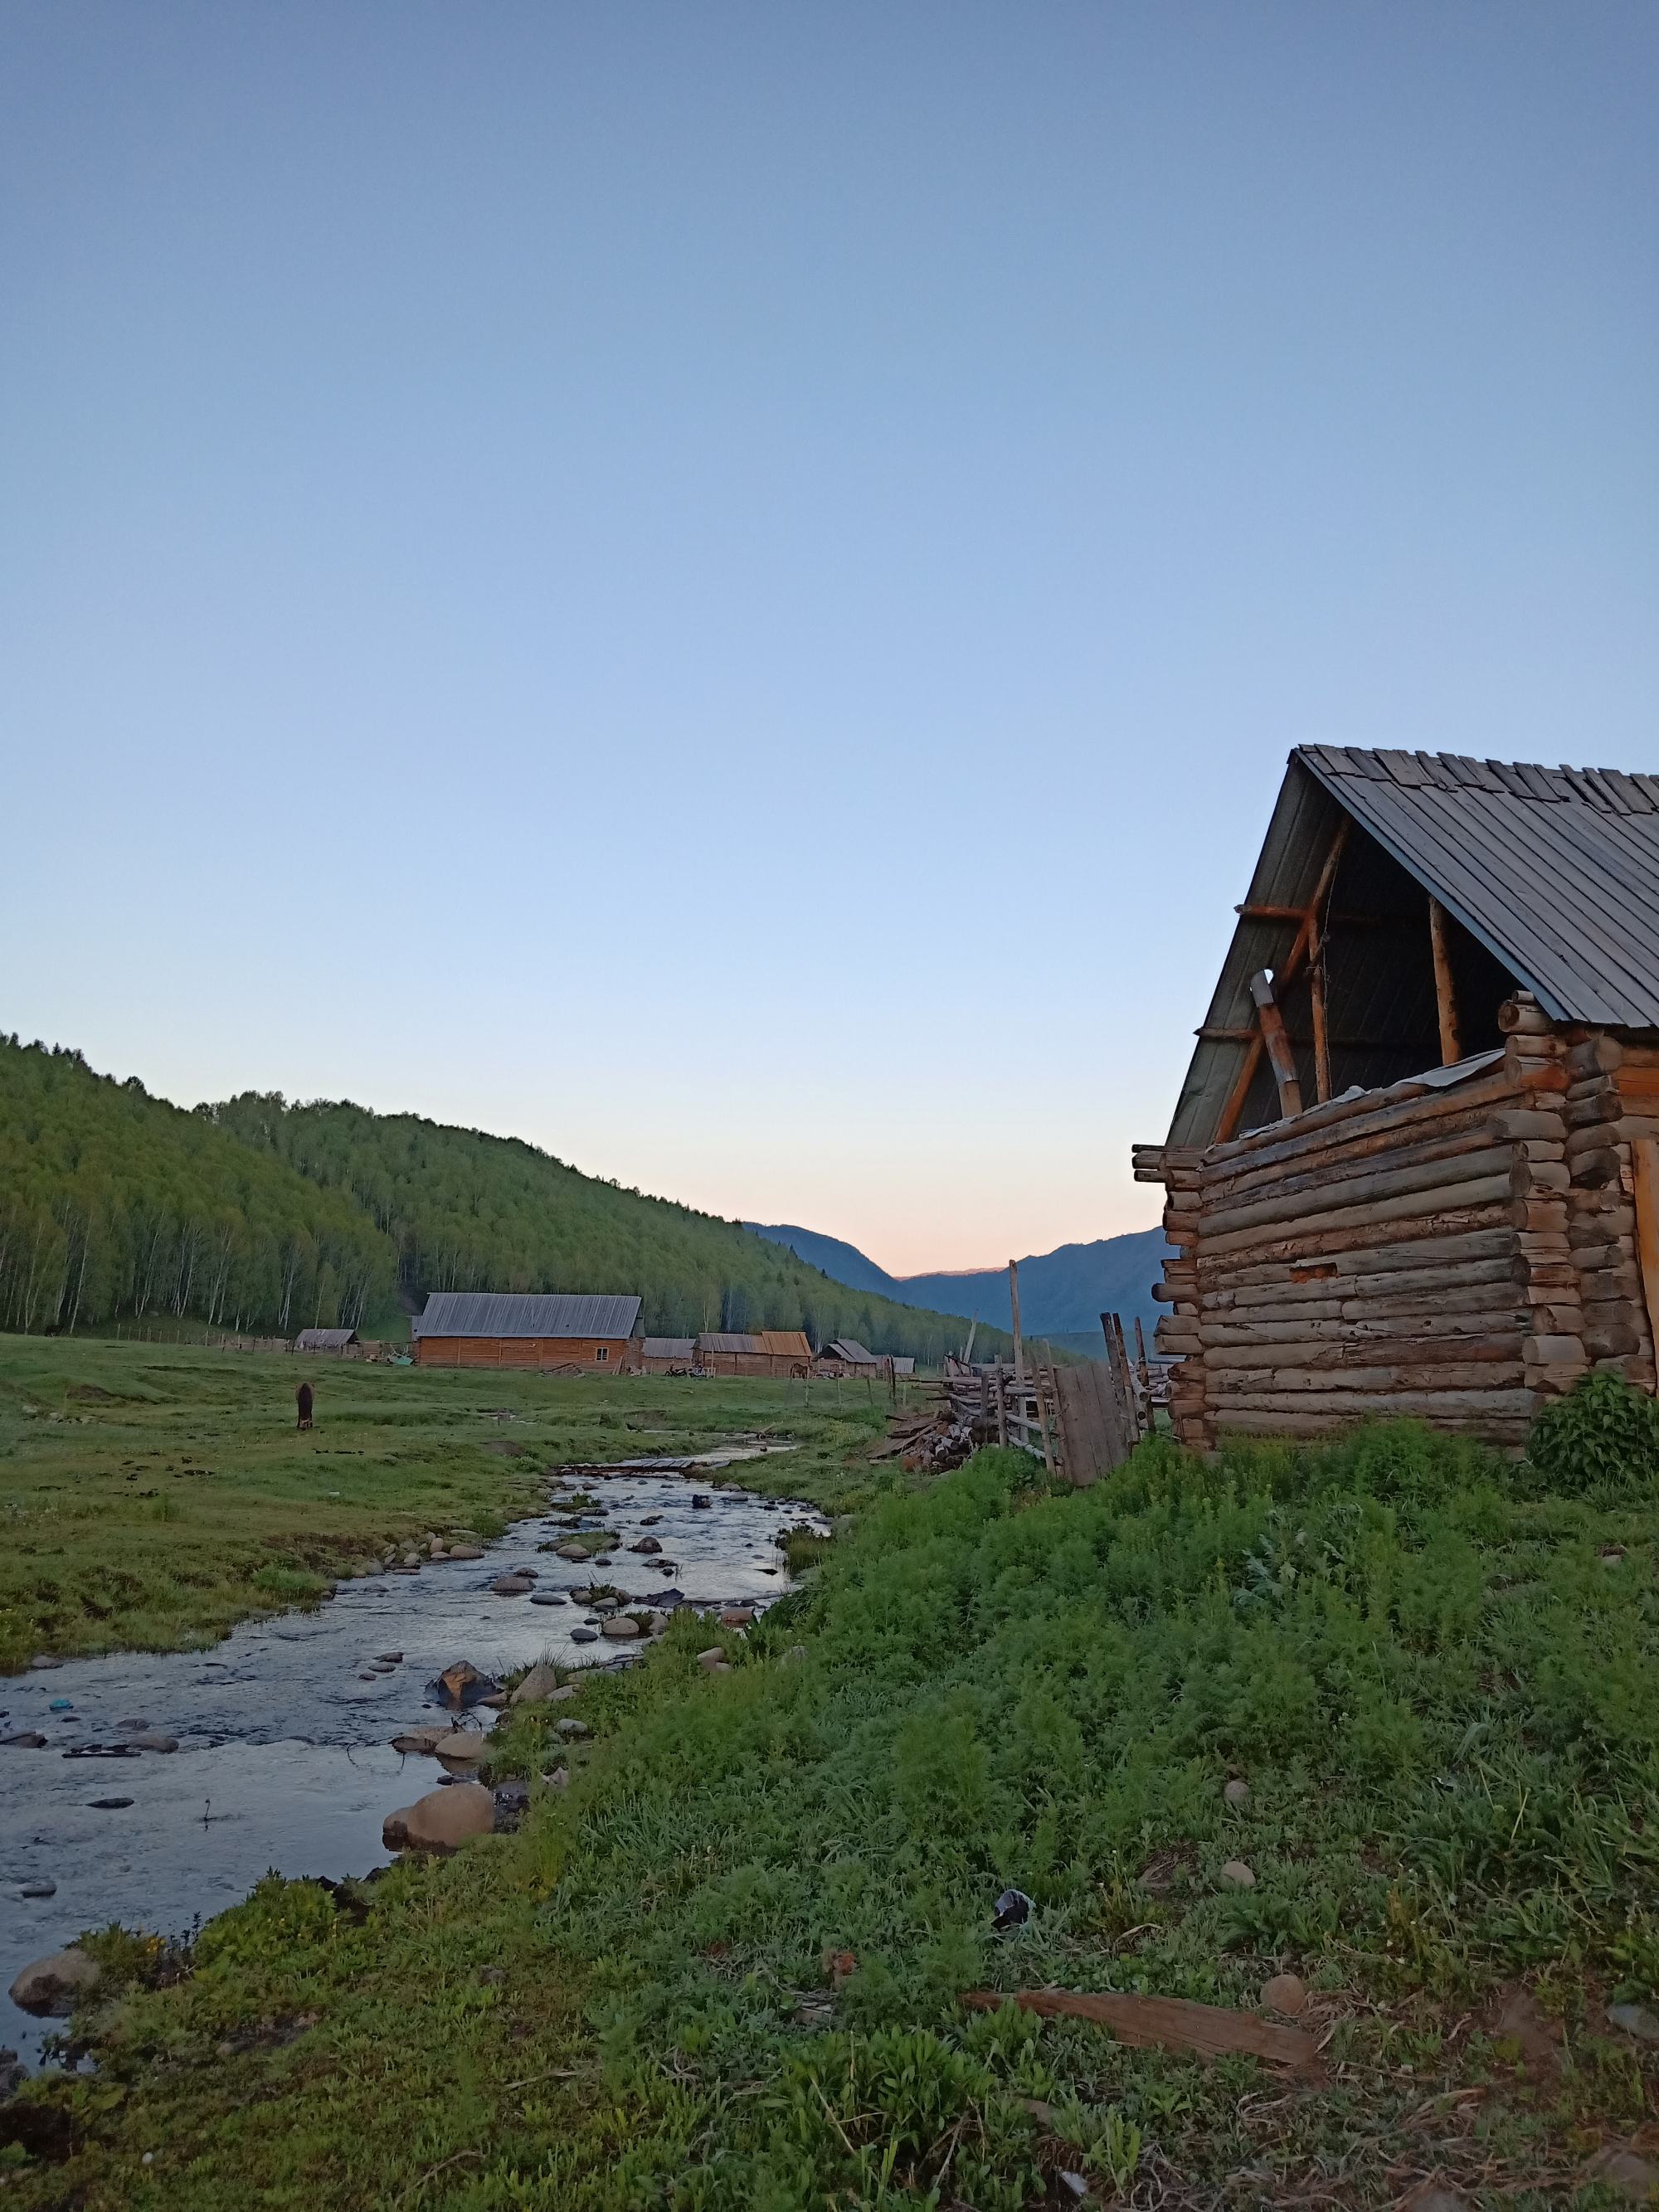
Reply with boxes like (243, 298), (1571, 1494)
(1224, 1777), (1250, 1807)
(1261, 1972), (1306, 2015)
(1219, 1859), (1256, 1889)
(1607, 2001), (1659, 2044)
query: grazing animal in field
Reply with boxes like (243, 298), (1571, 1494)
(296, 1380), (314, 1431)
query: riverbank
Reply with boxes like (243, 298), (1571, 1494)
(8, 1421), (1659, 2205)
(0, 1339), (889, 1670)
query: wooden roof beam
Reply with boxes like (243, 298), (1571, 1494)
(1213, 818), (1350, 1141)
(1248, 970), (1304, 1120)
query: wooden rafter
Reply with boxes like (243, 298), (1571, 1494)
(1248, 970), (1304, 1118)
(1214, 819), (1350, 1142)
(1428, 897), (1461, 1066)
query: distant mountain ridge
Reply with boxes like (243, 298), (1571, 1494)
(745, 1223), (1171, 1342)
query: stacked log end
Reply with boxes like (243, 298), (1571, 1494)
(1140, 994), (1659, 1451)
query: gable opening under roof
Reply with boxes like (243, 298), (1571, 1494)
(1221, 814), (1520, 1141)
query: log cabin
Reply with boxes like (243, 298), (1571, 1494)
(413, 1291), (642, 1373)
(1135, 746), (1659, 1449)
(640, 1335), (696, 1374)
(693, 1330), (815, 1378)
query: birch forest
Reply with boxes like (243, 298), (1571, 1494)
(0, 1040), (1007, 1362)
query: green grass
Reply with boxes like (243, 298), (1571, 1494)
(9, 1420), (1659, 2206)
(0, 1338), (890, 1672)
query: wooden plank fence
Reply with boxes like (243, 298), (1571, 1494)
(942, 1306), (1158, 1486)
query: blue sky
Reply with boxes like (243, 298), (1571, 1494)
(3, 2), (1655, 1271)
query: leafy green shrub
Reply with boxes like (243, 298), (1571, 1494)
(1527, 1369), (1659, 1493)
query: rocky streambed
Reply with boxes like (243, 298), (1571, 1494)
(1, 1455), (825, 2065)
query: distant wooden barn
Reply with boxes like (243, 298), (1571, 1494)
(694, 1330), (814, 1378)
(640, 1336), (696, 1374)
(820, 1338), (882, 1373)
(1137, 746), (1659, 1449)
(294, 1327), (359, 1354)
(413, 1292), (642, 1373)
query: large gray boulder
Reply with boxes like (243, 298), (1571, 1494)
(8, 1947), (102, 2017)
(382, 1784), (495, 1854)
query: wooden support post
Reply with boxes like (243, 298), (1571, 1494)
(1008, 1260), (1024, 1386)
(1034, 1354), (1057, 1480)
(1428, 897), (1461, 1067)
(1308, 916), (1331, 1104)
(1248, 970), (1304, 1120)
(1632, 1140), (1659, 1391)
(1216, 818), (1349, 1140)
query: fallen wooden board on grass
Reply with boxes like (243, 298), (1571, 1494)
(960, 1987), (1321, 2073)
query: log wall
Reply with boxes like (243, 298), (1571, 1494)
(1133, 994), (1659, 1450)
(414, 1335), (635, 1373)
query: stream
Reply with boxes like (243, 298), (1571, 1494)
(0, 1453), (825, 2065)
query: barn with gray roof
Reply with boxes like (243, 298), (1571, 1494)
(1135, 746), (1659, 1448)
(413, 1291), (642, 1373)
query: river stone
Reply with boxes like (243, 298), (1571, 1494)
(2, 1733), (47, 1749)
(8, 1947), (101, 2016)
(435, 1661), (499, 1709)
(116, 1719), (151, 1733)
(1262, 1973), (1307, 2015)
(1592, 2150), (1659, 2200)
(601, 1616), (641, 1640)
(447, 1544), (484, 1562)
(28, 1656), (63, 1670)
(1607, 2002), (1659, 2044)
(17, 1880), (56, 1899)
(719, 1607), (757, 1628)
(382, 1783), (494, 1854)
(555, 1543), (587, 1561)
(628, 1536), (662, 1554)
(432, 1733), (485, 1764)
(391, 1727), (449, 1755)
(377, 1652), (404, 1665)
(640, 1514), (661, 1525)
(510, 1663), (563, 1706)
(571, 1626), (599, 1643)
(1224, 1778), (1250, 1807)
(554, 1719), (590, 1739)
(530, 1592), (566, 1606)
(129, 1733), (179, 1753)
(697, 1648), (727, 1671)
(1219, 1860), (1256, 1889)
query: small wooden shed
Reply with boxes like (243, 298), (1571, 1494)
(820, 1338), (883, 1375)
(1137, 746), (1659, 1449)
(294, 1327), (359, 1354)
(413, 1291), (642, 1373)
(640, 1336), (696, 1374)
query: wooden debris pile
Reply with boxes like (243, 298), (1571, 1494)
(868, 1404), (978, 1473)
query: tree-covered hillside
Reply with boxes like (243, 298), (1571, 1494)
(206, 1093), (1008, 1362)
(0, 1036), (1011, 1360)
(0, 1038), (395, 1335)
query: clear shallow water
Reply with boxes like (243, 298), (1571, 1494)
(1, 1462), (824, 2063)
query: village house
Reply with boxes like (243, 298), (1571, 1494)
(693, 1329), (815, 1378)
(293, 1326), (359, 1354)
(820, 1338), (883, 1374)
(412, 1291), (642, 1373)
(1135, 746), (1659, 1449)
(639, 1335), (696, 1374)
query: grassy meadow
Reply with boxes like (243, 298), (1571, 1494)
(0, 1338), (890, 1673)
(7, 1410), (1659, 2205)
